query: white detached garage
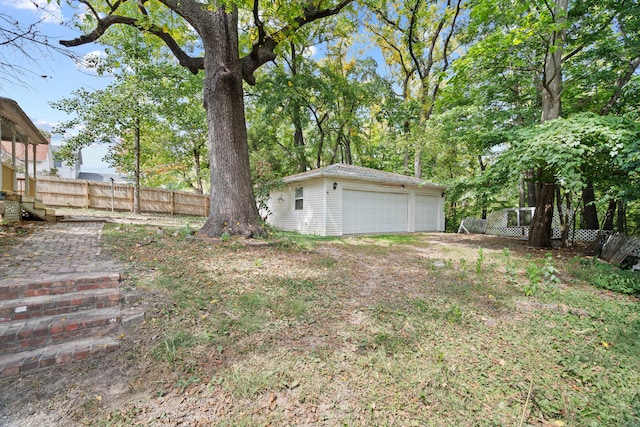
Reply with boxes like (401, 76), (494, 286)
(265, 164), (446, 236)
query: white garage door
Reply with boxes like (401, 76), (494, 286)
(343, 190), (408, 234)
(415, 195), (440, 231)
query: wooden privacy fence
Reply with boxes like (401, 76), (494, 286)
(600, 233), (640, 266)
(29, 176), (209, 217)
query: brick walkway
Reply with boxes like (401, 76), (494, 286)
(0, 220), (123, 284)
(0, 219), (132, 378)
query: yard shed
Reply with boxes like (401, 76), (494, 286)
(265, 164), (446, 236)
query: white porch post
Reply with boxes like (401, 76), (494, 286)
(32, 142), (37, 197)
(11, 128), (17, 191)
(0, 119), (3, 192)
(24, 137), (29, 196)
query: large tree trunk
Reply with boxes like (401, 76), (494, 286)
(555, 186), (571, 248)
(193, 146), (203, 194)
(414, 147), (422, 179)
(602, 199), (616, 230)
(529, 183), (555, 248)
(616, 200), (626, 233)
(197, 8), (263, 238)
(133, 119), (141, 214)
(525, 170), (537, 207)
(528, 0), (568, 248)
(582, 182), (598, 229)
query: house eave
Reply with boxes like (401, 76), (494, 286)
(281, 165), (447, 191)
(0, 97), (49, 145)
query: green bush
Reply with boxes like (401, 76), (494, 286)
(591, 272), (640, 296)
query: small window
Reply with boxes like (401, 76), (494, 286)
(507, 210), (518, 227)
(294, 187), (303, 210)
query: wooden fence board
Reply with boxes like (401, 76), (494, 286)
(30, 176), (208, 217)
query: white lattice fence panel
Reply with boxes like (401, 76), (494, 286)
(572, 229), (600, 242)
(459, 218), (487, 234)
(485, 211), (507, 235)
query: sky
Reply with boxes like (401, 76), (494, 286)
(0, 0), (115, 173)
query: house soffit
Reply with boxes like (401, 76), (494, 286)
(281, 164), (447, 191)
(0, 97), (49, 145)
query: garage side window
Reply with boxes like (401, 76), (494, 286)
(294, 187), (303, 210)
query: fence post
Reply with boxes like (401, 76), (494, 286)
(84, 181), (90, 208)
(171, 191), (175, 216)
(110, 177), (115, 212)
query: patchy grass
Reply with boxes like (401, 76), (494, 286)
(0, 222), (37, 251)
(4, 224), (639, 426)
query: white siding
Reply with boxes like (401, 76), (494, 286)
(324, 179), (342, 236)
(265, 179), (326, 235)
(267, 174), (445, 236)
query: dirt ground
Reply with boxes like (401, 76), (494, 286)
(0, 226), (609, 426)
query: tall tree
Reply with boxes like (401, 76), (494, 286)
(364, 0), (464, 178)
(455, 0), (639, 246)
(528, 0), (569, 248)
(52, 27), (163, 213)
(247, 35), (384, 174)
(60, 0), (353, 238)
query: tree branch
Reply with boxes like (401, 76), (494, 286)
(60, 14), (203, 74)
(408, 0), (425, 82)
(441, 0), (462, 73)
(253, 0), (266, 45)
(600, 55), (640, 115)
(240, 0), (354, 85)
(428, 0), (462, 119)
(422, 0), (448, 86)
(61, 0), (353, 84)
(365, 22), (414, 81)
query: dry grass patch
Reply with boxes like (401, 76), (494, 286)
(1, 225), (638, 427)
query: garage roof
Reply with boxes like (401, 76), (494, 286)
(282, 164), (446, 190)
(0, 97), (49, 145)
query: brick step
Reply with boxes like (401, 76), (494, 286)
(0, 273), (121, 302)
(0, 289), (120, 323)
(0, 307), (122, 354)
(0, 336), (121, 377)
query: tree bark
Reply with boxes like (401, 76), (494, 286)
(290, 43), (309, 172)
(197, 8), (264, 238)
(582, 182), (598, 229)
(602, 199), (616, 230)
(133, 118), (141, 214)
(193, 146), (203, 194)
(525, 170), (537, 207)
(616, 200), (626, 233)
(529, 183), (555, 248)
(555, 186), (571, 248)
(414, 147), (422, 179)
